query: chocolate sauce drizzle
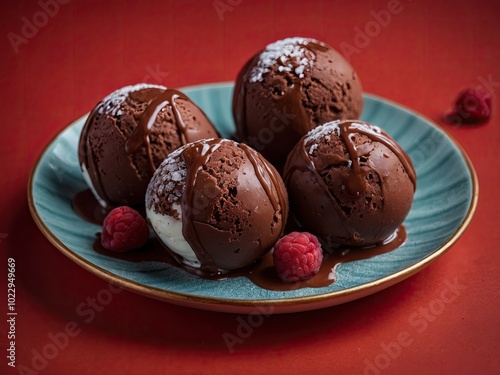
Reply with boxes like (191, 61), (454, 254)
(249, 41), (330, 135)
(180, 140), (221, 273)
(179, 139), (288, 275)
(346, 122), (416, 191)
(239, 143), (288, 217)
(126, 89), (193, 153)
(79, 87), (200, 208)
(126, 88), (198, 177)
(78, 87), (163, 207)
(283, 121), (416, 244)
(234, 40), (330, 169)
(333, 121), (416, 196)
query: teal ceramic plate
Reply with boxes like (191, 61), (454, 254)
(28, 82), (478, 314)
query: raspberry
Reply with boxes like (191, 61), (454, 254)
(273, 232), (323, 282)
(101, 206), (149, 252)
(444, 86), (493, 124)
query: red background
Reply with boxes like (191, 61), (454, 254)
(1, 0), (500, 374)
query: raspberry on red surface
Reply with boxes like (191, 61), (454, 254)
(101, 206), (149, 252)
(444, 86), (493, 124)
(273, 232), (323, 282)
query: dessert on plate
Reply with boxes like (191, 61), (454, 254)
(75, 40), (416, 286)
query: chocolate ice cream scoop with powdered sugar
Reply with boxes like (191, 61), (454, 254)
(233, 37), (363, 171)
(146, 138), (288, 275)
(78, 83), (219, 209)
(283, 120), (416, 247)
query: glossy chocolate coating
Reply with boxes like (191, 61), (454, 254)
(147, 139), (289, 274)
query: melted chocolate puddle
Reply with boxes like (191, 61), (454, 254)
(244, 225), (406, 290)
(94, 235), (174, 263)
(72, 189), (146, 225)
(90, 210), (406, 292)
(72, 189), (109, 225)
(75, 141), (407, 292)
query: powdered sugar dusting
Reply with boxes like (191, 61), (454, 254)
(304, 120), (383, 155)
(304, 121), (342, 147)
(308, 143), (318, 155)
(249, 37), (319, 83)
(350, 122), (382, 134)
(146, 138), (222, 214)
(97, 83), (166, 116)
(146, 145), (187, 212)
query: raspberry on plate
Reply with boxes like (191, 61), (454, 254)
(273, 232), (323, 282)
(101, 206), (149, 252)
(444, 86), (493, 124)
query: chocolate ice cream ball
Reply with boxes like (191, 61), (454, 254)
(283, 120), (416, 247)
(78, 83), (219, 208)
(146, 138), (288, 274)
(233, 37), (363, 171)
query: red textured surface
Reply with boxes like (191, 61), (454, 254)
(1, 0), (500, 374)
